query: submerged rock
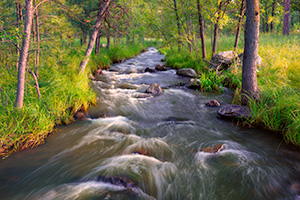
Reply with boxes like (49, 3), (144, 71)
(200, 144), (225, 153)
(209, 51), (237, 71)
(96, 175), (135, 190)
(155, 64), (167, 71)
(145, 83), (163, 95)
(176, 68), (197, 78)
(145, 67), (156, 73)
(205, 100), (220, 107)
(217, 104), (251, 119)
(187, 78), (201, 89)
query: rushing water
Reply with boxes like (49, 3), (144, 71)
(1, 48), (300, 200)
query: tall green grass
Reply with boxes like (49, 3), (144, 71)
(0, 38), (150, 157)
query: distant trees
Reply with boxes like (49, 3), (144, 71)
(241, 0), (260, 105)
(283, 0), (291, 35)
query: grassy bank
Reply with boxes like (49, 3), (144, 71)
(161, 33), (300, 146)
(0, 39), (149, 158)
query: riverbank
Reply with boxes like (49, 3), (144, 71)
(0, 41), (150, 158)
(161, 33), (300, 146)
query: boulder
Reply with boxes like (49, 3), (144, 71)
(205, 100), (220, 107)
(209, 51), (237, 70)
(145, 83), (163, 95)
(125, 68), (137, 74)
(187, 78), (201, 89)
(155, 64), (167, 71)
(200, 144), (225, 153)
(144, 67), (156, 73)
(238, 53), (262, 66)
(176, 68), (197, 78)
(217, 104), (251, 119)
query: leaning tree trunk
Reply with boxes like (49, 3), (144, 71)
(79, 0), (110, 73)
(15, 0), (33, 108)
(242, 0), (260, 105)
(197, 0), (206, 60)
(283, 0), (290, 35)
(234, 0), (245, 50)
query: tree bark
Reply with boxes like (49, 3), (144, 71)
(270, 1), (276, 32)
(242, 0), (260, 105)
(79, 0), (110, 73)
(197, 0), (206, 60)
(283, 0), (290, 35)
(34, 0), (40, 69)
(15, 0), (33, 108)
(173, 0), (182, 52)
(95, 30), (101, 55)
(212, 0), (230, 56)
(234, 0), (245, 50)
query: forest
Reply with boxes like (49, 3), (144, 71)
(1, 0), (300, 199)
(0, 0), (299, 157)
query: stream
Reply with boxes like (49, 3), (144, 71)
(1, 48), (300, 200)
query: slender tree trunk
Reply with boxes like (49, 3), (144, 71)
(95, 30), (101, 55)
(15, 0), (33, 108)
(197, 0), (206, 60)
(173, 0), (182, 52)
(265, 10), (269, 32)
(16, 2), (20, 59)
(28, 69), (41, 99)
(283, 0), (290, 35)
(271, 1), (276, 32)
(34, 0), (40, 69)
(242, 0), (260, 105)
(212, 1), (226, 56)
(79, 0), (110, 73)
(234, 0), (245, 50)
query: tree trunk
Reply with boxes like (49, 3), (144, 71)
(79, 0), (110, 73)
(212, 1), (226, 56)
(28, 69), (41, 100)
(197, 0), (206, 60)
(15, 0), (33, 108)
(234, 0), (245, 50)
(283, 0), (290, 35)
(242, 0), (260, 105)
(271, 1), (276, 32)
(34, 0), (40, 69)
(95, 30), (101, 55)
(173, 0), (182, 52)
(16, 2), (20, 59)
(265, 10), (269, 32)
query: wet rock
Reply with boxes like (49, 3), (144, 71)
(132, 93), (152, 98)
(164, 117), (190, 122)
(291, 183), (300, 195)
(73, 111), (86, 121)
(160, 58), (166, 62)
(145, 67), (156, 73)
(200, 144), (225, 153)
(187, 78), (201, 89)
(95, 69), (103, 75)
(238, 53), (262, 66)
(205, 100), (220, 107)
(155, 64), (167, 71)
(141, 49), (146, 53)
(176, 68), (197, 78)
(97, 175), (135, 190)
(133, 149), (149, 156)
(119, 59), (125, 63)
(217, 104), (251, 119)
(209, 51), (237, 70)
(145, 83), (163, 95)
(125, 68), (137, 74)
